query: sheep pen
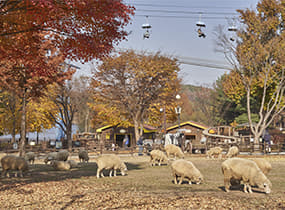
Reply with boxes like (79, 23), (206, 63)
(0, 153), (284, 209)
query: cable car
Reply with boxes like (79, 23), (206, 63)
(196, 14), (206, 38)
(142, 16), (152, 39)
(228, 25), (237, 41)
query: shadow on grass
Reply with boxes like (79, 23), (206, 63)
(0, 161), (145, 192)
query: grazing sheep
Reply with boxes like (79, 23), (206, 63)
(206, 147), (223, 159)
(171, 159), (203, 185)
(44, 152), (58, 164)
(252, 158), (272, 175)
(24, 152), (36, 164)
(95, 154), (127, 178)
(221, 157), (272, 194)
(78, 149), (89, 163)
(56, 150), (69, 161)
(226, 146), (239, 158)
(149, 150), (169, 166)
(164, 144), (184, 159)
(1, 155), (29, 177)
(67, 160), (78, 168)
(51, 160), (71, 171)
(44, 150), (69, 164)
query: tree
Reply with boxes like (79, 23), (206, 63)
(216, 0), (285, 150)
(0, 0), (135, 62)
(0, 35), (73, 156)
(0, 91), (21, 142)
(48, 76), (89, 151)
(91, 50), (181, 145)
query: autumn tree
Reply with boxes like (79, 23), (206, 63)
(216, 0), (285, 150)
(0, 35), (73, 156)
(0, 0), (135, 62)
(0, 91), (21, 142)
(91, 50), (181, 145)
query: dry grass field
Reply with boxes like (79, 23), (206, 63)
(0, 152), (284, 209)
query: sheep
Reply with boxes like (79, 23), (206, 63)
(51, 160), (71, 171)
(24, 152), (36, 164)
(78, 149), (89, 163)
(44, 150), (69, 164)
(149, 150), (169, 166)
(44, 152), (58, 164)
(226, 146), (239, 158)
(252, 158), (272, 175)
(221, 157), (272, 194)
(95, 154), (127, 178)
(171, 159), (203, 185)
(206, 147), (223, 159)
(1, 155), (29, 177)
(164, 144), (184, 159)
(66, 160), (78, 168)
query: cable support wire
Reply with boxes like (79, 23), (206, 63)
(135, 14), (236, 20)
(136, 9), (238, 16)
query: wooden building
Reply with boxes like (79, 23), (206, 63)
(166, 121), (208, 144)
(96, 125), (157, 148)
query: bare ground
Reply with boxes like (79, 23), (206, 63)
(0, 153), (284, 209)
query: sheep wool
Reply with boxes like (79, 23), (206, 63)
(149, 150), (168, 166)
(171, 159), (203, 185)
(95, 154), (127, 178)
(221, 157), (272, 194)
(165, 144), (184, 159)
(1, 155), (29, 177)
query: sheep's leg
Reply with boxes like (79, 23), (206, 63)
(19, 170), (23, 178)
(189, 180), (192, 185)
(218, 154), (222, 160)
(96, 169), (101, 178)
(109, 170), (113, 177)
(158, 159), (161, 166)
(101, 171), (105, 177)
(178, 176), (184, 185)
(223, 172), (231, 192)
(114, 169), (117, 177)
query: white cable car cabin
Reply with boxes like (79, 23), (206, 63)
(142, 23), (151, 29)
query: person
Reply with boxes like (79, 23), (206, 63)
(123, 135), (129, 148)
(137, 136), (144, 156)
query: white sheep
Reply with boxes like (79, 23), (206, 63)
(252, 158), (272, 175)
(171, 159), (203, 185)
(51, 160), (71, 171)
(1, 155), (29, 177)
(44, 150), (69, 164)
(95, 154), (127, 178)
(78, 149), (89, 163)
(206, 147), (223, 159)
(221, 157), (272, 194)
(66, 160), (78, 168)
(24, 152), (36, 164)
(149, 150), (169, 166)
(164, 144), (184, 159)
(226, 146), (239, 158)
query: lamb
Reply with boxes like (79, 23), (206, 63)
(51, 160), (71, 171)
(24, 152), (36, 164)
(226, 146), (239, 158)
(95, 154), (127, 178)
(1, 155), (29, 177)
(149, 150), (169, 166)
(252, 158), (272, 175)
(44, 150), (69, 164)
(171, 159), (203, 185)
(67, 160), (78, 168)
(164, 144), (184, 159)
(221, 157), (272, 194)
(206, 147), (223, 159)
(78, 149), (89, 163)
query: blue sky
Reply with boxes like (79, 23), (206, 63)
(76, 0), (260, 86)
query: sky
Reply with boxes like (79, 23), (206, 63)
(75, 0), (260, 86)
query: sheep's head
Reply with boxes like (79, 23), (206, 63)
(258, 179), (272, 194)
(120, 162), (128, 176)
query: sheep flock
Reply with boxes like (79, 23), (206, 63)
(0, 144), (276, 195)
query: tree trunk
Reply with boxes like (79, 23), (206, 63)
(67, 123), (72, 152)
(133, 119), (140, 146)
(19, 91), (26, 157)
